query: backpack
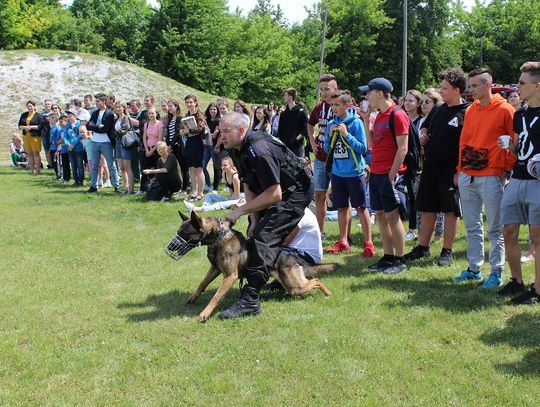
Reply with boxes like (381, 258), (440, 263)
(389, 107), (422, 178)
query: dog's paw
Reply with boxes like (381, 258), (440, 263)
(197, 312), (210, 323)
(186, 294), (199, 304)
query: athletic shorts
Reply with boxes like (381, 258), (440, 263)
(416, 166), (459, 213)
(501, 178), (540, 225)
(313, 159), (330, 192)
(369, 173), (403, 213)
(331, 173), (367, 209)
(23, 135), (42, 154)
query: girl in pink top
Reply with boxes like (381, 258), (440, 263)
(139, 107), (163, 193)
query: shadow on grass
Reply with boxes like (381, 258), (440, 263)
(118, 285), (296, 322)
(117, 287), (250, 322)
(350, 276), (500, 313)
(480, 312), (540, 377)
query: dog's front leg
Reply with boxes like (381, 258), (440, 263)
(187, 267), (220, 305)
(197, 275), (237, 322)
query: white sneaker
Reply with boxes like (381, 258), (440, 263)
(521, 253), (535, 263)
(102, 181), (112, 188)
(161, 197), (170, 202)
(183, 200), (195, 212)
(135, 190), (145, 196)
(405, 231), (417, 241)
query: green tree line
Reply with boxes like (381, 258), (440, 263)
(1, 0), (538, 107)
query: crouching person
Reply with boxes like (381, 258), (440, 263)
(220, 112), (313, 319)
(142, 141), (182, 202)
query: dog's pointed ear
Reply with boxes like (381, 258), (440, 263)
(179, 211), (189, 222)
(190, 210), (203, 228)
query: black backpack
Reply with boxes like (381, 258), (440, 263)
(389, 107), (422, 178)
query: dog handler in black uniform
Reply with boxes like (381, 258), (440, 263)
(218, 112), (313, 319)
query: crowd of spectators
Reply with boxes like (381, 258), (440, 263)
(13, 61), (540, 305)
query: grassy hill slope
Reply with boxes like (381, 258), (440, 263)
(0, 49), (219, 163)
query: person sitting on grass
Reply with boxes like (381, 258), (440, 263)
(323, 90), (374, 257)
(142, 141), (181, 202)
(10, 133), (27, 168)
(183, 156), (244, 212)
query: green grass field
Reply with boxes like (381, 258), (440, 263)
(1, 166), (539, 406)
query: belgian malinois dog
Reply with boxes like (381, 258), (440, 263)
(166, 211), (336, 322)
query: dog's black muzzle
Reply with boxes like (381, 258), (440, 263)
(165, 235), (200, 260)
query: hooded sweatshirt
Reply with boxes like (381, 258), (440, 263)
(457, 93), (515, 176)
(323, 108), (367, 177)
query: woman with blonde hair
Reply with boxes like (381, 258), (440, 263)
(183, 156), (244, 212)
(143, 140), (182, 201)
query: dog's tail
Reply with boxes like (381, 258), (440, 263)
(304, 263), (339, 278)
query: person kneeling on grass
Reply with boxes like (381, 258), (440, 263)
(323, 90), (375, 257)
(143, 141), (181, 202)
(183, 156), (245, 212)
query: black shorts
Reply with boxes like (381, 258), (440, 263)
(416, 166), (458, 213)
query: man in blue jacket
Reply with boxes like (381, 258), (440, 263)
(86, 93), (120, 193)
(323, 90), (374, 256)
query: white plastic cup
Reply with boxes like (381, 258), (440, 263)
(360, 100), (370, 112)
(499, 135), (511, 149)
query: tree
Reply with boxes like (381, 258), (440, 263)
(70, 0), (153, 65)
(455, 0), (540, 84)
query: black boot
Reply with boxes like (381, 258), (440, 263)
(218, 285), (261, 320)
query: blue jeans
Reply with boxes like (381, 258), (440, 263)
(202, 146), (212, 188)
(210, 148), (222, 190)
(68, 150), (85, 184)
(458, 173), (505, 274)
(90, 141), (119, 189)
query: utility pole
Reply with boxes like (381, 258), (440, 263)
(402, 0), (408, 96)
(480, 37), (484, 67)
(316, 4), (328, 101)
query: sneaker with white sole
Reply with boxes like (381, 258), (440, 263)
(405, 231), (417, 241)
(183, 200), (195, 212)
(452, 269), (483, 283)
(481, 273), (503, 289)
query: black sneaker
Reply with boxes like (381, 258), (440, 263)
(114, 187), (122, 194)
(403, 245), (430, 262)
(437, 249), (453, 267)
(218, 286), (261, 319)
(367, 255), (395, 272)
(86, 186), (97, 193)
(382, 259), (407, 274)
(511, 284), (540, 305)
(498, 278), (526, 296)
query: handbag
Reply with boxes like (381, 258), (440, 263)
(202, 125), (213, 148)
(121, 117), (140, 149)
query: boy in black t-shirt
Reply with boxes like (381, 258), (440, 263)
(498, 61), (540, 305)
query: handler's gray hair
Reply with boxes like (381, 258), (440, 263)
(221, 112), (249, 129)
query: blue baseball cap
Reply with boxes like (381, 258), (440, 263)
(358, 77), (394, 94)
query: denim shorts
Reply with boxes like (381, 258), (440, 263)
(313, 159), (330, 192)
(115, 142), (133, 160)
